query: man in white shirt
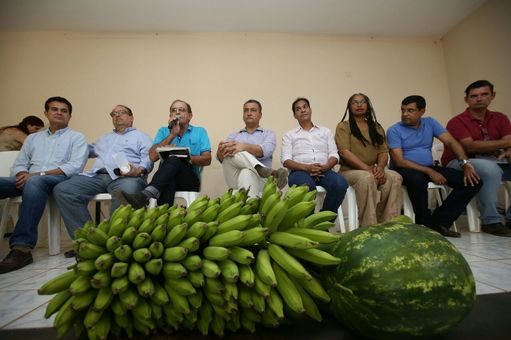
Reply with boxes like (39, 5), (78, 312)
(282, 97), (348, 213)
(217, 99), (287, 197)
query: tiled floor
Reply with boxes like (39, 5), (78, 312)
(0, 229), (510, 331)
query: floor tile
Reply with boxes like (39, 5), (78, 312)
(5, 304), (54, 329)
(0, 290), (51, 328)
(469, 260), (511, 291)
(475, 280), (506, 295)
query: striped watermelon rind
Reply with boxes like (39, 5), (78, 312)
(322, 221), (476, 339)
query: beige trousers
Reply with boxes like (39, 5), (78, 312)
(221, 151), (266, 198)
(341, 169), (403, 227)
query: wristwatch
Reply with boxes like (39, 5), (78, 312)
(39, 172), (46, 176)
(459, 159), (471, 168)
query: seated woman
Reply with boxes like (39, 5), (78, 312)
(0, 115), (44, 151)
(335, 93), (402, 227)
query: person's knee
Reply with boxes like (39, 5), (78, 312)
(473, 160), (502, 179)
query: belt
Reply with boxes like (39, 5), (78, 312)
(96, 168), (109, 174)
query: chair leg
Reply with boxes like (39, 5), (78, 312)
(47, 197), (61, 256)
(0, 199), (12, 243)
(466, 198), (481, 232)
(402, 187), (415, 222)
(347, 187), (358, 231)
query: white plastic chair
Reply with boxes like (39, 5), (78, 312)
(316, 185), (358, 233)
(0, 151), (61, 255)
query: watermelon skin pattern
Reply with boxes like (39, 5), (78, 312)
(322, 221), (476, 339)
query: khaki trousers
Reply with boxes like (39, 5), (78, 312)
(341, 169), (403, 227)
(221, 151), (266, 197)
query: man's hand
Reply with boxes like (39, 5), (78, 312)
(462, 163), (480, 187)
(219, 141), (244, 158)
(497, 148), (511, 161)
(427, 169), (447, 185)
(120, 164), (145, 177)
(372, 165), (386, 185)
(307, 163), (324, 177)
(15, 172), (32, 190)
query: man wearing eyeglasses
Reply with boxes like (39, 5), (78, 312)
(117, 99), (211, 208)
(53, 104), (153, 256)
(442, 80), (511, 237)
(387, 95), (482, 238)
(217, 99), (288, 197)
(0, 96), (88, 272)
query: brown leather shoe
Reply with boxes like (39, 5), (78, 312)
(436, 226), (461, 238)
(272, 168), (289, 189)
(482, 223), (511, 237)
(0, 249), (33, 274)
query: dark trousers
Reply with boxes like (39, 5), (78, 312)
(397, 166), (482, 228)
(150, 156), (200, 205)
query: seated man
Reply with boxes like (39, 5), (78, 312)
(387, 95), (481, 238)
(54, 105), (153, 256)
(0, 96), (88, 273)
(442, 80), (511, 236)
(118, 99), (211, 207)
(217, 99), (287, 197)
(282, 97), (348, 213)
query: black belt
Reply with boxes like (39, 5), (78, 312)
(96, 168), (109, 174)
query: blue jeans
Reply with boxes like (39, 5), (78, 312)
(0, 175), (67, 249)
(397, 166), (482, 228)
(53, 174), (146, 239)
(447, 159), (511, 224)
(288, 170), (348, 213)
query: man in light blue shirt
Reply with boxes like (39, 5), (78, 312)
(217, 99), (287, 197)
(0, 96), (88, 274)
(53, 105), (153, 251)
(117, 99), (211, 208)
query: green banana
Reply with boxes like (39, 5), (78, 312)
(150, 224), (167, 242)
(286, 228), (340, 244)
(302, 189), (317, 202)
(92, 287), (114, 311)
(90, 270), (111, 289)
(75, 260), (97, 277)
(113, 244), (132, 262)
(238, 284), (253, 309)
(309, 220), (336, 231)
(286, 247), (341, 266)
(181, 254), (203, 271)
(78, 242), (106, 260)
(90, 312), (111, 340)
(94, 252), (115, 271)
(162, 262), (187, 279)
(261, 305), (280, 328)
(208, 230), (246, 247)
(119, 287), (139, 310)
(68, 274), (92, 295)
(272, 262), (305, 314)
(262, 199), (288, 232)
(144, 258), (163, 275)
(284, 184), (309, 207)
(228, 246), (255, 264)
(251, 289), (266, 313)
(120, 226), (137, 245)
(154, 212), (169, 228)
(255, 249), (277, 287)
(216, 200), (244, 224)
(240, 313), (256, 333)
(203, 246), (231, 261)
(165, 278), (196, 296)
(83, 305), (104, 329)
(106, 235), (122, 252)
(128, 262), (146, 284)
(218, 259), (239, 283)
(183, 207), (204, 226)
(111, 276), (130, 295)
(178, 236), (200, 252)
(254, 274), (271, 298)
(269, 231), (319, 249)
(268, 243), (312, 280)
(188, 291), (203, 309)
(217, 214), (252, 234)
(187, 195), (209, 212)
(188, 270), (205, 288)
(163, 284), (191, 314)
(302, 210), (338, 228)
(110, 296), (127, 315)
(267, 288), (285, 319)
(201, 259), (221, 278)
(278, 200), (316, 231)
(96, 220), (111, 235)
(44, 289), (71, 318)
(185, 221), (208, 239)
(294, 279), (322, 322)
(110, 262), (128, 278)
(137, 276), (155, 298)
(199, 221), (218, 243)
(126, 214), (143, 230)
(163, 223), (188, 247)
(70, 289), (96, 311)
(237, 227), (268, 247)
(198, 203), (220, 222)
(238, 264), (255, 287)
(133, 247), (153, 263)
(132, 232), (152, 249)
(151, 281), (170, 305)
(162, 246), (189, 262)
(260, 191), (281, 217)
(108, 216), (128, 237)
(148, 241), (164, 258)
(86, 227), (109, 247)
(296, 275), (331, 303)
(167, 208), (186, 228)
(223, 281), (238, 301)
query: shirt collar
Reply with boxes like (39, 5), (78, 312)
(294, 123), (318, 133)
(46, 127), (70, 136)
(462, 108), (495, 123)
(112, 127), (136, 135)
(238, 127), (263, 133)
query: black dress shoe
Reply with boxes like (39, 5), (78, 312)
(64, 250), (76, 258)
(0, 249), (33, 274)
(114, 190), (149, 209)
(481, 223), (511, 237)
(436, 226), (461, 238)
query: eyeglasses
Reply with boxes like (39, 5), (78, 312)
(171, 107), (187, 113)
(351, 100), (367, 106)
(110, 111), (129, 117)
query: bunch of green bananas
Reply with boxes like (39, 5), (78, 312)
(38, 180), (341, 339)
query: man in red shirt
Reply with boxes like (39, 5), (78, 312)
(442, 80), (511, 237)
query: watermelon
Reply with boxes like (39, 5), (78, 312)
(322, 219), (476, 339)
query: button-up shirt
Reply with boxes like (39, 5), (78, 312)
(82, 127), (153, 180)
(11, 127), (88, 177)
(281, 125), (339, 165)
(226, 127), (276, 167)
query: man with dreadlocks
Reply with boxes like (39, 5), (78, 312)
(335, 93), (403, 227)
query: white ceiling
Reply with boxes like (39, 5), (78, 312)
(0, 0), (487, 37)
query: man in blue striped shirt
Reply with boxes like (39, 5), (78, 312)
(0, 96), (88, 273)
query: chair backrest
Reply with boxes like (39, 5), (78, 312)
(431, 143), (444, 162)
(0, 151), (20, 177)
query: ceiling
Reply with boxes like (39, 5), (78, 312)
(0, 0), (487, 37)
